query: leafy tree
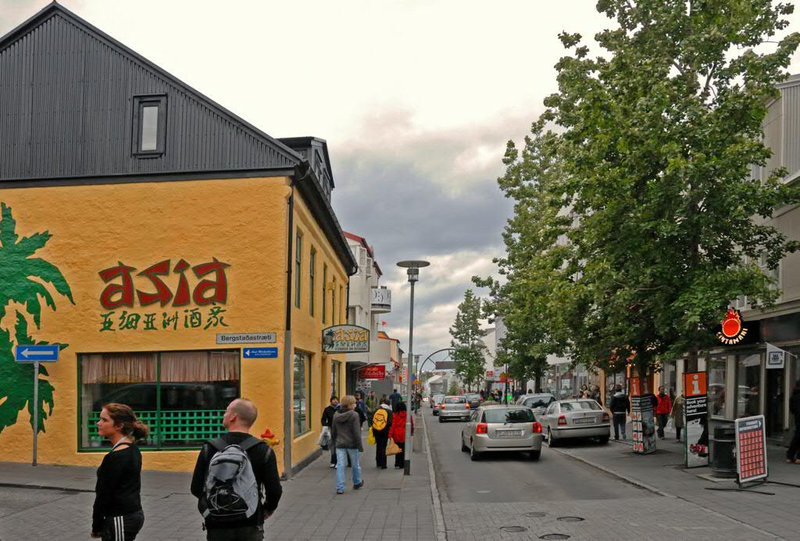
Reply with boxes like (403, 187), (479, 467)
(0, 204), (74, 434)
(449, 289), (486, 390)
(495, 0), (800, 382)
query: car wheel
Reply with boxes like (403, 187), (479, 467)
(529, 450), (541, 461)
(461, 436), (469, 452)
(546, 427), (559, 447)
(470, 440), (481, 461)
(598, 435), (610, 445)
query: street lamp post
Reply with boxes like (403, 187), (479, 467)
(397, 259), (429, 476)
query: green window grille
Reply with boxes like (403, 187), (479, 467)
(87, 410), (226, 445)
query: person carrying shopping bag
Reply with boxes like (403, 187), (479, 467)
(372, 399), (393, 469)
(389, 402), (413, 469)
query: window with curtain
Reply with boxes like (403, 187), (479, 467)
(80, 350), (239, 450)
(293, 351), (311, 437)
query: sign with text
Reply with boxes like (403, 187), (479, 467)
(684, 371), (709, 467)
(360, 365), (386, 379)
(322, 325), (370, 353)
(217, 333), (276, 344)
(243, 347), (278, 359)
(735, 415), (768, 485)
(631, 395), (656, 454)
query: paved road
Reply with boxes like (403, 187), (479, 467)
(423, 407), (780, 540)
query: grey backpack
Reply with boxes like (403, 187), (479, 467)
(201, 437), (264, 522)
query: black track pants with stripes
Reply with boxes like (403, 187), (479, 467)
(101, 510), (144, 541)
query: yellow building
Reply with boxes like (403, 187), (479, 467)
(0, 4), (356, 474)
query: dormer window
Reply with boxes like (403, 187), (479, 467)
(132, 95), (167, 157)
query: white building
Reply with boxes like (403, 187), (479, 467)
(344, 232), (397, 397)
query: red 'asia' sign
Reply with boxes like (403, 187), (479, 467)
(99, 258), (229, 309)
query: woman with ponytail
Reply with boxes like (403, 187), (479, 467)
(91, 403), (148, 540)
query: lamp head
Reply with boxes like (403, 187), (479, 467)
(397, 260), (430, 283)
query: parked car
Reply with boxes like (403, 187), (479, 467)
(461, 405), (543, 461)
(464, 393), (482, 409)
(431, 394), (445, 415)
(438, 395), (471, 422)
(538, 399), (610, 446)
(515, 393), (556, 414)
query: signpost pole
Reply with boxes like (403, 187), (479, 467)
(32, 360), (39, 467)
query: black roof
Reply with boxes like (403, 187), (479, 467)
(0, 2), (356, 273)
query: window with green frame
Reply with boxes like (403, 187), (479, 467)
(293, 350), (311, 437)
(79, 350), (239, 450)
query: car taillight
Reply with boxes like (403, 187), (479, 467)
(465, 403), (470, 409)
(602, 412), (610, 422)
(476, 423), (488, 434)
(440, 404), (445, 409)
(532, 422), (542, 434)
(558, 415), (567, 426)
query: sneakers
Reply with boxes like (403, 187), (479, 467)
(336, 489), (344, 495)
(329, 463), (336, 468)
(354, 481), (364, 490)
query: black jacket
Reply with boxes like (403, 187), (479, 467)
(321, 404), (338, 427)
(92, 443), (143, 534)
(790, 389), (800, 427)
(609, 392), (630, 414)
(191, 432), (282, 529)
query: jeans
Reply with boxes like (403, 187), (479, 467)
(656, 413), (669, 438)
(613, 413), (627, 439)
(335, 448), (362, 491)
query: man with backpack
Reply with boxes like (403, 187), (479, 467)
(191, 398), (282, 541)
(371, 399), (393, 469)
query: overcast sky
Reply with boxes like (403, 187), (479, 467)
(3, 1), (800, 365)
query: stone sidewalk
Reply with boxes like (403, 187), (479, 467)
(550, 429), (799, 540)
(0, 416), (437, 540)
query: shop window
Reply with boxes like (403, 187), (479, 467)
(293, 351), (311, 437)
(132, 95), (167, 157)
(331, 281), (337, 325)
(331, 360), (341, 399)
(309, 248), (316, 316)
(295, 231), (303, 309)
(708, 356), (727, 417)
(737, 353), (762, 418)
(79, 350), (239, 450)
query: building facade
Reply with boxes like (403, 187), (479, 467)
(0, 4), (356, 473)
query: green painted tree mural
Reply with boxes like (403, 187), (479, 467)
(0, 203), (74, 434)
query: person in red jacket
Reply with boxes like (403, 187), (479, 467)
(389, 402), (414, 469)
(655, 386), (673, 439)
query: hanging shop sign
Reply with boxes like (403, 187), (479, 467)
(97, 258), (230, 333)
(766, 342), (786, 370)
(322, 325), (370, 353)
(684, 371), (709, 468)
(360, 365), (386, 379)
(735, 415), (768, 486)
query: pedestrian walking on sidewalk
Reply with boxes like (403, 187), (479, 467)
(671, 393), (685, 441)
(366, 391), (378, 420)
(655, 386), (672, 439)
(787, 380), (800, 463)
(389, 401), (413, 468)
(354, 391), (369, 427)
(191, 398), (282, 541)
(322, 396), (340, 468)
(389, 388), (402, 411)
(331, 395), (364, 494)
(609, 385), (630, 441)
(91, 403), (147, 541)
(372, 399), (393, 469)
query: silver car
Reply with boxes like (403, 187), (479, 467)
(515, 393), (556, 415)
(431, 393), (445, 415)
(461, 405), (543, 461)
(438, 395), (471, 422)
(538, 399), (610, 446)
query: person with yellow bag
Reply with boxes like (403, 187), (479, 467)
(371, 399), (393, 469)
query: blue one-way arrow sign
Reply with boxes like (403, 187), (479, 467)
(15, 345), (60, 362)
(243, 347), (278, 359)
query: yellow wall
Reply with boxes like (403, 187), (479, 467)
(288, 191), (348, 467)
(0, 175), (348, 473)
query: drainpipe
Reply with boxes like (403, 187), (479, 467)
(283, 161), (311, 480)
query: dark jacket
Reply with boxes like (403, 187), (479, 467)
(191, 432), (283, 529)
(92, 443), (142, 534)
(609, 392), (630, 414)
(389, 392), (402, 411)
(331, 409), (363, 451)
(321, 404), (338, 427)
(790, 388), (800, 427)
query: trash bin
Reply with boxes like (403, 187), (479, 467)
(710, 422), (737, 478)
